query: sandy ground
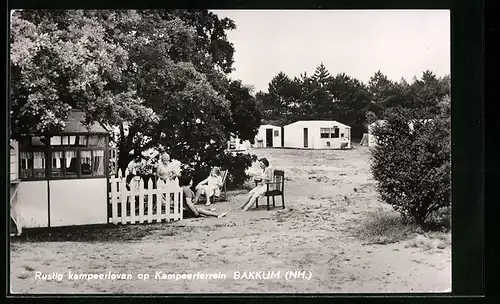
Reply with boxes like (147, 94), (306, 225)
(10, 144), (451, 294)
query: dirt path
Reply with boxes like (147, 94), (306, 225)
(10, 146), (451, 294)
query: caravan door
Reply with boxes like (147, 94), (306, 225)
(266, 129), (273, 147)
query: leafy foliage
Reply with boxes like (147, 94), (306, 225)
(225, 80), (261, 143)
(222, 153), (258, 189)
(256, 64), (450, 140)
(10, 10), (155, 136)
(11, 9), (259, 186)
(370, 106), (451, 226)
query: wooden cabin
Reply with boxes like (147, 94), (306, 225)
(11, 110), (112, 232)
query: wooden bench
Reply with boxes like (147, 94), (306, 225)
(255, 169), (285, 210)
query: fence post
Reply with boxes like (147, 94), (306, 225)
(138, 179), (146, 223)
(156, 181), (164, 223)
(147, 179), (154, 223)
(173, 183), (179, 221)
(110, 177), (118, 224)
(121, 178), (128, 224)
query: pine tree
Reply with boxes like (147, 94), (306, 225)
(312, 62), (332, 88)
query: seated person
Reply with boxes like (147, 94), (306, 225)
(193, 166), (223, 206)
(241, 158), (273, 211)
(179, 176), (227, 218)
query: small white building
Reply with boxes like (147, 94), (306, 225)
(254, 124), (282, 148)
(283, 120), (351, 149)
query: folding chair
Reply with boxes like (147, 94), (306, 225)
(198, 169), (229, 203)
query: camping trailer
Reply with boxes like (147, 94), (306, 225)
(10, 110), (112, 232)
(254, 124), (282, 148)
(283, 120), (351, 149)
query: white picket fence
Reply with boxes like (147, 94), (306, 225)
(108, 169), (183, 225)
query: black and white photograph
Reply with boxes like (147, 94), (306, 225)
(9, 9), (451, 294)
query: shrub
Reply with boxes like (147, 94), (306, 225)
(182, 151), (257, 190)
(370, 107), (451, 227)
(222, 152), (258, 189)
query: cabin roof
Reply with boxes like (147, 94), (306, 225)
(285, 120), (351, 128)
(26, 110), (111, 135)
(64, 110), (110, 134)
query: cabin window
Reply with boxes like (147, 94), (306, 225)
(20, 152), (33, 178)
(274, 130), (279, 137)
(77, 136), (87, 146)
(34, 152), (47, 178)
(93, 150), (105, 176)
(19, 135), (107, 180)
(65, 150), (78, 177)
(80, 150), (105, 177)
(51, 151), (64, 177)
(88, 135), (106, 147)
(320, 128), (331, 138)
(81, 151), (93, 176)
(331, 127), (340, 138)
(50, 136), (88, 147)
(50, 136), (62, 146)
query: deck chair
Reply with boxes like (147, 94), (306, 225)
(198, 169), (229, 203)
(255, 169), (285, 211)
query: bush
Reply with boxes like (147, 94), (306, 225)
(222, 152), (258, 189)
(182, 151), (257, 190)
(370, 107), (451, 227)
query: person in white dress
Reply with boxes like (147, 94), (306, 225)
(156, 153), (179, 207)
(156, 153), (177, 185)
(241, 158), (273, 211)
(194, 166), (223, 206)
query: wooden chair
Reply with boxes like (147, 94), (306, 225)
(198, 169), (229, 203)
(255, 169), (285, 210)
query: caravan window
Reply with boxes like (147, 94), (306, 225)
(320, 128), (330, 138)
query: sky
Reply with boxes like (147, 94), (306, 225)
(211, 10), (450, 93)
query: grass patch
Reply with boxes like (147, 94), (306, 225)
(10, 223), (173, 243)
(424, 207), (451, 232)
(405, 232), (451, 251)
(358, 211), (418, 245)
